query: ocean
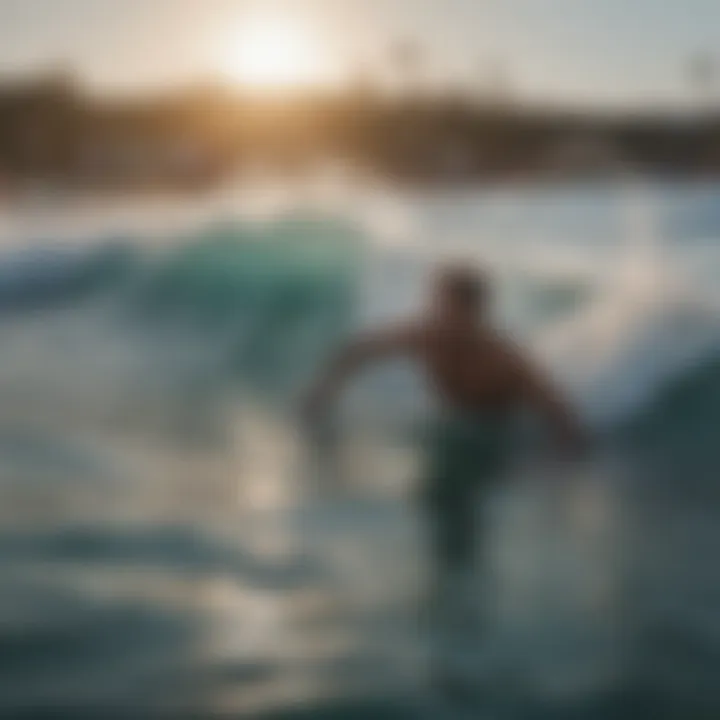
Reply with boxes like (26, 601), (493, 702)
(2, 178), (720, 718)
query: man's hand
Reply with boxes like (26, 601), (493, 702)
(500, 338), (590, 463)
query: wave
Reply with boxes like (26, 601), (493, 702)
(0, 242), (136, 311)
(0, 215), (364, 409)
(618, 354), (720, 476)
(535, 245), (720, 464)
(134, 216), (363, 397)
(0, 210), (719, 452)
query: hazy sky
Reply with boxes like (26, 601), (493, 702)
(1, 0), (719, 108)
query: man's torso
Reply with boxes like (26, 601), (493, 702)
(410, 323), (520, 414)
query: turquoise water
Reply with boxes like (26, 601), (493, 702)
(2, 181), (720, 718)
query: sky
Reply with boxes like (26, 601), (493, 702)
(1, 0), (719, 109)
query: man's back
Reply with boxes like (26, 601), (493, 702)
(413, 322), (524, 413)
(305, 264), (584, 453)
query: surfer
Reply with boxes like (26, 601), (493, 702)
(303, 265), (587, 630)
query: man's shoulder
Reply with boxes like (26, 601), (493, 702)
(474, 325), (509, 348)
(477, 328), (526, 364)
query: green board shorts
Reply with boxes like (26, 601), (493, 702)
(418, 410), (512, 571)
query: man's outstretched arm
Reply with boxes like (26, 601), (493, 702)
(304, 324), (418, 417)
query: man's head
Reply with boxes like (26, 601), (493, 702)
(432, 264), (490, 325)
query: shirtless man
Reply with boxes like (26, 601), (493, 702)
(304, 265), (586, 620)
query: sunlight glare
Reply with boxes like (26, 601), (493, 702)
(221, 16), (328, 92)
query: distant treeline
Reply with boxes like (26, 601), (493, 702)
(1, 72), (719, 190)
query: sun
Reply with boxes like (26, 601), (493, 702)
(221, 16), (328, 92)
